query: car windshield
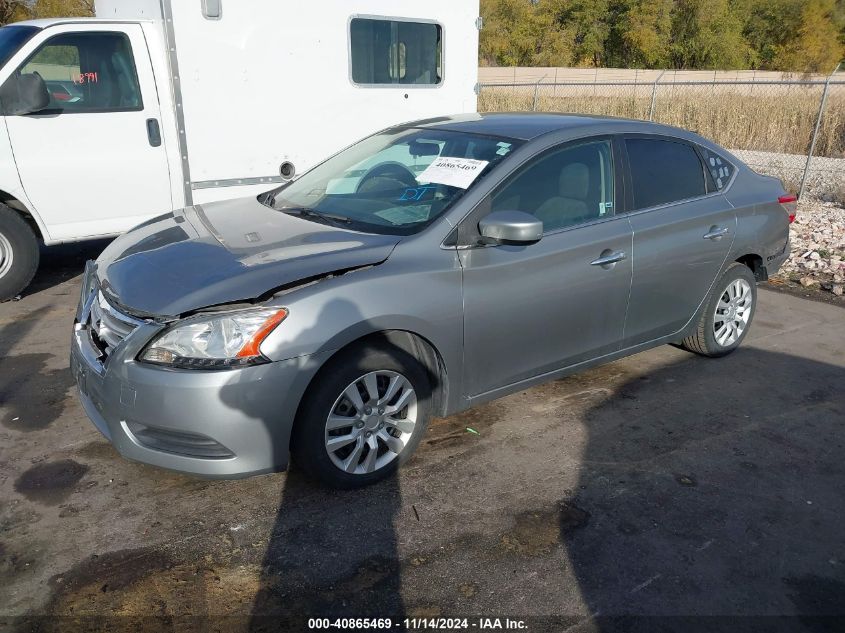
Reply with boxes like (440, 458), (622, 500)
(0, 25), (38, 69)
(262, 128), (521, 235)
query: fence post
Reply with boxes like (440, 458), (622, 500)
(800, 62), (841, 199)
(648, 70), (665, 121)
(532, 75), (546, 112)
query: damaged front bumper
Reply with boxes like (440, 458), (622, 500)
(69, 271), (325, 479)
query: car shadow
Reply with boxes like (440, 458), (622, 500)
(563, 347), (845, 629)
(247, 470), (405, 630)
(217, 298), (431, 629)
(21, 239), (112, 299)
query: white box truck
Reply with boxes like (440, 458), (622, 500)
(0, 0), (480, 299)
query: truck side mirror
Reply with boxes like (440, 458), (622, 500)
(0, 73), (50, 116)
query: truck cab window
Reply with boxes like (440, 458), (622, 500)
(350, 18), (442, 85)
(18, 32), (142, 112)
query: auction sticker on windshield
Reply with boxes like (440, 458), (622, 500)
(417, 157), (489, 189)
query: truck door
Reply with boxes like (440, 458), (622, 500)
(3, 24), (173, 242)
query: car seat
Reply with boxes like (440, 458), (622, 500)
(534, 162), (591, 231)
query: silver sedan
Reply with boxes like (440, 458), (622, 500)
(70, 113), (793, 487)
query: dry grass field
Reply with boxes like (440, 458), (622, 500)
(479, 86), (845, 158)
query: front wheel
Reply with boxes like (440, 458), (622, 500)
(0, 204), (40, 302)
(680, 262), (757, 357)
(291, 343), (431, 488)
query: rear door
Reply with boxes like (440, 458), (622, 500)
(4, 24), (172, 242)
(460, 137), (632, 397)
(622, 136), (736, 346)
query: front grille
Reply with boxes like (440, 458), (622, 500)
(84, 290), (144, 358)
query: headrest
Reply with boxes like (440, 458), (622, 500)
(559, 163), (589, 200)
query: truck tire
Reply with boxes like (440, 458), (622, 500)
(291, 342), (431, 489)
(680, 262), (757, 358)
(0, 204), (40, 302)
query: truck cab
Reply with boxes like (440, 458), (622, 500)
(0, 1), (479, 300)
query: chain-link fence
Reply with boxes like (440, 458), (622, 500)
(478, 65), (845, 202)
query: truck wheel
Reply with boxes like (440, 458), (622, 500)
(680, 262), (757, 358)
(0, 204), (40, 302)
(291, 342), (431, 489)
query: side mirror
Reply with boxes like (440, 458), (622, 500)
(478, 210), (543, 245)
(0, 73), (50, 116)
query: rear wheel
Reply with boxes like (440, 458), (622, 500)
(291, 343), (431, 488)
(0, 204), (39, 302)
(680, 262), (757, 357)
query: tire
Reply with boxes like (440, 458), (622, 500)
(680, 262), (757, 358)
(291, 342), (432, 489)
(0, 204), (40, 302)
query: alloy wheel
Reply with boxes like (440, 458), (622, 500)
(324, 370), (417, 475)
(713, 278), (753, 347)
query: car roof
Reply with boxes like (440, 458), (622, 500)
(408, 112), (662, 141)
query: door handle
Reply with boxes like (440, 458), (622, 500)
(590, 250), (627, 268)
(146, 118), (162, 147)
(703, 226), (729, 240)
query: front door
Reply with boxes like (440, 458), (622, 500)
(460, 138), (633, 397)
(4, 24), (173, 242)
(621, 136), (737, 346)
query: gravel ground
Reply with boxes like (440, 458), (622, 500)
(730, 149), (844, 202)
(727, 149), (845, 297)
(775, 199), (845, 297)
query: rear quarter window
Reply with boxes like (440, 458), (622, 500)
(700, 147), (735, 190)
(626, 138), (707, 210)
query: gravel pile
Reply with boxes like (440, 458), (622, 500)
(776, 199), (845, 296)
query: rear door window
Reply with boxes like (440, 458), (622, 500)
(350, 18), (442, 85)
(18, 32), (142, 112)
(625, 138), (707, 210)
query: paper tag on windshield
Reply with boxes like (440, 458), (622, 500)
(417, 157), (489, 189)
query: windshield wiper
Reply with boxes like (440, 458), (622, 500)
(279, 206), (353, 226)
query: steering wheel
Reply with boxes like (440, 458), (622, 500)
(356, 162), (418, 194)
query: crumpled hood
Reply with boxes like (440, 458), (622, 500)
(95, 197), (400, 317)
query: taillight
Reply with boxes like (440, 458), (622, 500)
(778, 194), (797, 223)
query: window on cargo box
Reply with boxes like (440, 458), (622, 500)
(350, 18), (442, 85)
(625, 138), (706, 210)
(17, 32), (142, 112)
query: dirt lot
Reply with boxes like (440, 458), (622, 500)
(1, 242), (844, 631)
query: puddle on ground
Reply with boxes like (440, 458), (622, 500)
(0, 354), (74, 432)
(14, 460), (89, 505)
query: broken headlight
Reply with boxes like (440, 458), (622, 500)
(139, 307), (288, 369)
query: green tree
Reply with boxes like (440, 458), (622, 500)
(556, 0), (612, 66)
(618, 0), (673, 67)
(774, 0), (844, 73)
(742, 0), (801, 68)
(669, 0), (754, 69)
(480, 0), (573, 66)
